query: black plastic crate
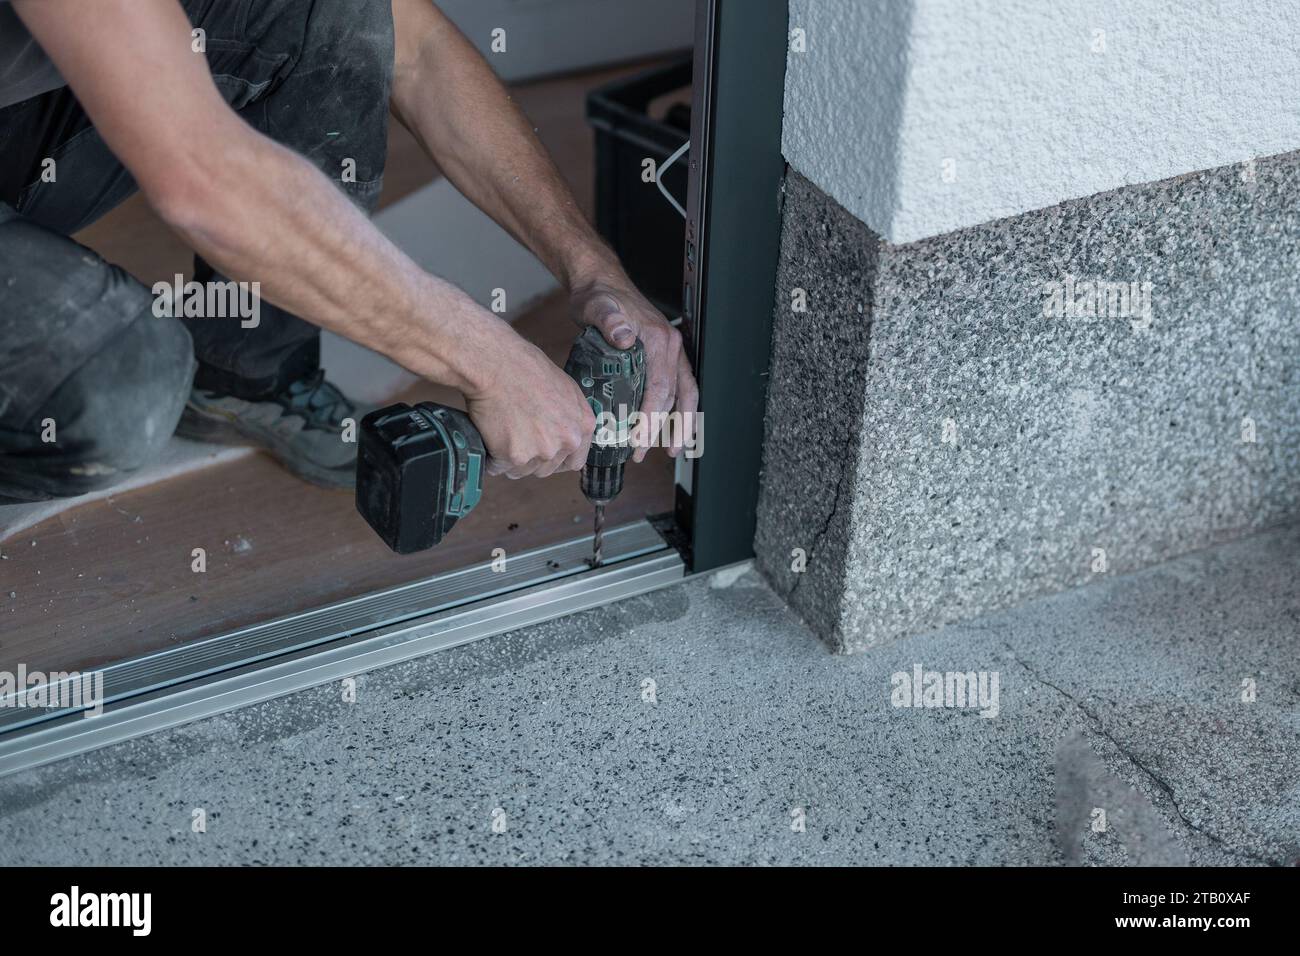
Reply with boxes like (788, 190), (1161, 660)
(586, 56), (692, 317)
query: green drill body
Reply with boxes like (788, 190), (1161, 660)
(562, 327), (647, 565)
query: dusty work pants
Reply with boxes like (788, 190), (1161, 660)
(0, 0), (393, 501)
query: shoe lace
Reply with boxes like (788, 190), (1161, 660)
(280, 370), (355, 431)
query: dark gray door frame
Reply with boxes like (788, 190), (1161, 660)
(678, 0), (789, 572)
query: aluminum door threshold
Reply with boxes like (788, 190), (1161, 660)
(0, 520), (682, 777)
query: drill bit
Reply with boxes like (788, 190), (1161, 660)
(591, 504), (605, 567)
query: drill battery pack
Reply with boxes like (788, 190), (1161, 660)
(355, 402), (485, 554)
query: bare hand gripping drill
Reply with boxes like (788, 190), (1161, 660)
(355, 327), (645, 565)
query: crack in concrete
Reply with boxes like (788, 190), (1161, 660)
(789, 437), (856, 606)
(1003, 644), (1277, 866)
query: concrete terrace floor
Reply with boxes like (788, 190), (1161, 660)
(0, 524), (1296, 866)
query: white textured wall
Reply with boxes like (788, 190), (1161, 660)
(783, 0), (1300, 243)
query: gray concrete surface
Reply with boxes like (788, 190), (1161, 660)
(757, 158), (1300, 652)
(0, 524), (1296, 866)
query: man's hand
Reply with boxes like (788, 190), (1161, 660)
(463, 323), (596, 479)
(570, 274), (699, 461)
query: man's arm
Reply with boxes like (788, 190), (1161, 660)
(389, 0), (698, 460)
(13, 0), (594, 479)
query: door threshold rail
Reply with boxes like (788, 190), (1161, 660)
(0, 520), (682, 776)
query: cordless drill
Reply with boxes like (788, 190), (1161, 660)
(355, 328), (645, 563)
(563, 326), (647, 565)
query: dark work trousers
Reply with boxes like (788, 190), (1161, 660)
(0, 0), (392, 501)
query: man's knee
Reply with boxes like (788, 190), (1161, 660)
(1, 316), (195, 500)
(312, 0), (395, 79)
(50, 315), (196, 480)
(286, 0), (394, 191)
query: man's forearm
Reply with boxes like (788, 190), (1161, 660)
(159, 112), (502, 396)
(389, 0), (621, 291)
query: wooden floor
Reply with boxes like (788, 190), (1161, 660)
(0, 61), (679, 675)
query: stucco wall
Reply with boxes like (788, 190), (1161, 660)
(783, 0), (1300, 243)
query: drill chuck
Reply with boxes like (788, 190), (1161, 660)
(580, 462), (624, 504)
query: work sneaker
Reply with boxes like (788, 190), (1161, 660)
(177, 370), (371, 490)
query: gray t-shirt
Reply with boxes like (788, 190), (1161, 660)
(0, 2), (66, 110)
